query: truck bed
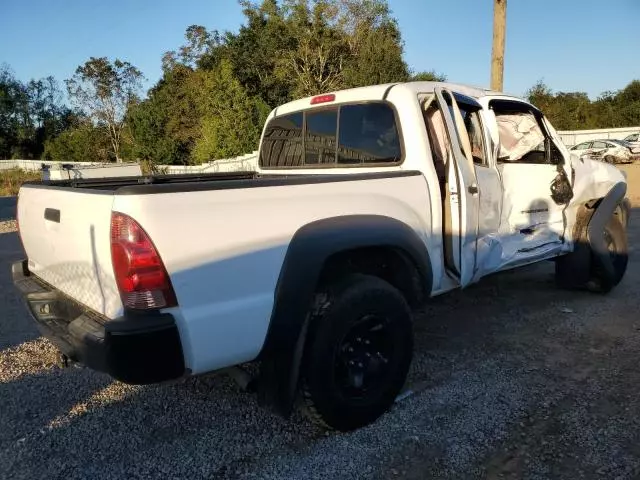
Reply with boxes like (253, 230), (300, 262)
(16, 168), (431, 374)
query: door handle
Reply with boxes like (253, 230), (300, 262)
(44, 208), (60, 223)
(468, 183), (479, 195)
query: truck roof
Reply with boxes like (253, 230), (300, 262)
(271, 81), (520, 117)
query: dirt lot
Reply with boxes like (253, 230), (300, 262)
(1, 166), (640, 479)
(621, 164), (640, 205)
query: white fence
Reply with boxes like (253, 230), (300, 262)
(164, 152), (259, 174)
(557, 126), (639, 147)
(0, 160), (142, 180)
(0, 152), (259, 177)
(44, 163), (142, 180)
(0, 159), (102, 172)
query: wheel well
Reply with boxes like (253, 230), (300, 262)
(317, 246), (424, 307)
(584, 197), (627, 226)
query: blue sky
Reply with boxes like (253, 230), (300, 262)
(1, 0), (639, 101)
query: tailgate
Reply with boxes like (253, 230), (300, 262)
(17, 185), (122, 318)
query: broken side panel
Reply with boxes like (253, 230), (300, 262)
(473, 106), (569, 277)
(498, 163), (566, 259)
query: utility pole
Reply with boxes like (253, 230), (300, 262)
(490, 0), (507, 91)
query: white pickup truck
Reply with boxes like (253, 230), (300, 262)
(13, 82), (630, 431)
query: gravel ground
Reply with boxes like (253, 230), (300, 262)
(0, 220), (17, 233)
(1, 200), (640, 479)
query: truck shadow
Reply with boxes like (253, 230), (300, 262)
(1, 209), (636, 478)
(0, 196), (17, 222)
(0, 228), (42, 351)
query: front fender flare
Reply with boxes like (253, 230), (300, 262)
(586, 181), (627, 289)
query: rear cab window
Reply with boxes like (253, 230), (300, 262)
(260, 102), (402, 168)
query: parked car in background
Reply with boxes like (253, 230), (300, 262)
(569, 139), (638, 164)
(623, 132), (640, 149)
(611, 139), (640, 154)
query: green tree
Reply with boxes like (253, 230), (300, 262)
(276, 0), (349, 97)
(66, 57), (143, 162)
(553, 92), (593, 130)
(0, 64), (70, 159)
(162, 24), (221, 71)
(526, 79), (640, 130)
(44, 119), (112, 163)
(220, 0), (412, 100)
(615, 80), (640, 127)
(192, 60), (269, 162)
(337, 0), (409, 87)
(128, 64), (201, 165)
(525, 80), (554, 111)
(410, 70), (447, 82)
(592, 91), (619, 128)
(219, 1), (297, 107)
(127, 98), (181, 164)
(26, 76), (73, 158)
(0, 65), (30, 158)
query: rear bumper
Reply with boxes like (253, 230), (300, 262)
(12, 259), (186, 384)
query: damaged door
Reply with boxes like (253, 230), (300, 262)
(451, 96), (504, 281)
(488, 100), (573, 266)
(433, 87), (481, 287)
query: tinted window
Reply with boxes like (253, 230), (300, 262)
(305, 109), (337, 164)
(592, 141), (607, 149)
(260, 112), (304, 167)
(574, 142), (591, 150)
(338, 104), (401, 164)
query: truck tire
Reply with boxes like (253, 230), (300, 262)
(302, 274), (413, 431)
(555, 207), (592, 289)
(556, 210), (628, 293)
(586, 213), (628, 293)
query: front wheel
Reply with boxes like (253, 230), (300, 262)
(555, 209), (628, 293)
(302, 274), (413, 431)
(587, 214), (628, 292)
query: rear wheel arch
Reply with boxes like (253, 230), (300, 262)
(256, 214), (432, 418)
(317, 245), (426, 307)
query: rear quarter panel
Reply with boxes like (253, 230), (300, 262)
(112, 174), (435, 374)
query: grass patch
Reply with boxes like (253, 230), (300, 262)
(0, 168), (41, 196)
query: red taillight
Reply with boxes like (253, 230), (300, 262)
(110, 212), (177, 310)
(310, 94), (335, 105)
